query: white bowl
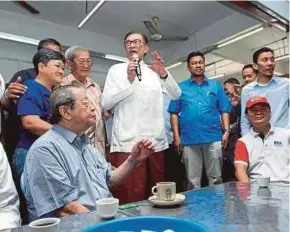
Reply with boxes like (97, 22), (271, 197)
(96, 197), (119, 219)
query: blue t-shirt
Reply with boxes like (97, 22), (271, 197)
(168, 77), (232, 145)
(17, 80), (50, 150)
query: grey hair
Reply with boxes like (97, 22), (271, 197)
(49, 85), (80, 124)
(65, 46), (89, 61)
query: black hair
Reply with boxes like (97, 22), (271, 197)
(223, 78), (240, 85)
(242, 64), (257, 73)
(32, 49), (65, 75)
(253, 47), (274, 64)
(186, 51), (205, 65)
(37, 38), (61, 51)
(124, 31), (149, 45)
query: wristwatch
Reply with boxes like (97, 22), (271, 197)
(128, 159), (141, 168)
(160, 73), (168, 80)
(224, 128), (231, 133)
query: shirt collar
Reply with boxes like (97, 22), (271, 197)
(250, 124), (275, 138)
(253, 76), (277, 87)
(52, 124), (90, 145)
(66, 74), (95, 88)
(188, 76), (209, 85)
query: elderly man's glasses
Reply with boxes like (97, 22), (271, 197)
(124, 39), (142, 48)
(76, 60), (93, 67)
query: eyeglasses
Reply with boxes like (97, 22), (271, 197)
(76, 60), (93, 67)
(124, 39), (142, 48)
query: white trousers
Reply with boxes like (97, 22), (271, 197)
(183, 142), (222, 189)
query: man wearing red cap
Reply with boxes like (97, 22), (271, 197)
(234, 96), (289, 183)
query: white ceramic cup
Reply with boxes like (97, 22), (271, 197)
(29, 218), (60, 232)
(96, 197), (119, 219)
(256, 177), (270, 188)
(151, 182), (176, 201)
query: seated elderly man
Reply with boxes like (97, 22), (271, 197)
(234, 96), (289, 183)
(23, 85), (154, 221)
(0, 142), (21, 230)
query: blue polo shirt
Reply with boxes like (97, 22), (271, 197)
(17, 80), (50, 150)
(168, 77), (231, 145)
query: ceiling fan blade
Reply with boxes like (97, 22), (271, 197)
(160, 35), (189, 41)
(14, 1), (40, 14)
(144, 21), (159, 35)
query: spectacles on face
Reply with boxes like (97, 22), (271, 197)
(75, 60), (93, 67)
(124, 39), (142, 48)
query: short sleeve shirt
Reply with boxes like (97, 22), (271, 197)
(16, 80), (50, 149)
(23, 125), (113, 221)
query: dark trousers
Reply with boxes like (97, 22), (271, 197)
(164, 144), (186, 192)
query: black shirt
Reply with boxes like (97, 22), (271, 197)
(3, 68), (36, 160)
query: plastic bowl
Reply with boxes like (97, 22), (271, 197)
(84, 216), (210, 232)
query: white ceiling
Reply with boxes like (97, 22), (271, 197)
(0, 1), (235, 50)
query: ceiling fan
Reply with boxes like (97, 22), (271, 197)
(14, 1), (40, 14)
(143, 16), (188, 42)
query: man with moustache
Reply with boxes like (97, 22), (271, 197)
(240, 47), (290, 135)
(63, 46), (106, 155)
(102, 31), (181, 204)
(242, 64), (257, 86)
(235, 96), (289, 183)
(168, 51), (231, 189)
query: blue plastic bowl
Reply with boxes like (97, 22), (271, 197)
(84, 216), (210, 232)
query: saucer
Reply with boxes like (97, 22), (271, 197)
(148, 193), (186, 206)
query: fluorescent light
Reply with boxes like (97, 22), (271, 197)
(275, 54), (289, 61)
(166, 62), (182, 69)
(105, 54), (128, 62)
(217, 27), (264, 48)
(78, 0), (106, 29)
(209, 73), (225, 79)
(0, 32), (39, 45)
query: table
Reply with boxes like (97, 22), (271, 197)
(7, 182), (289, 232)
(9, 212), (127, 232)
(121, 182), (289, 232)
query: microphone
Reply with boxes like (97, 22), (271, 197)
(132, 53), (142, 81)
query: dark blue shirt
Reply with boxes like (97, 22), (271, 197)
(17, 80), (50, 150)
(168, 77), (231, 145)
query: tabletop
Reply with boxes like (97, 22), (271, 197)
(7, 181), (289, 232)
(121, 181), (289, 232)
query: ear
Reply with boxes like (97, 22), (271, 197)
(66, 59), (73, 70)
(253, 63), (258, 71)
(38, 62), (45, 73)
(58, 105), (72, 121)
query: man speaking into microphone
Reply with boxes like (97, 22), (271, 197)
(102, 31), (181, 204)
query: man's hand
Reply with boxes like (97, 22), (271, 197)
(222, 131), (230, 149)
(150, 51), (167, 78)
(129, 139), (155, 163)
(103, 110), (112, 119)
(173, 137), (183, 155)
(127, 61), (137, 83)
(6, 77), (27, 100)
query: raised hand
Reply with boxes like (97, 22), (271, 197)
(129, 139), (155, 163)
(150, 51), (167, 78)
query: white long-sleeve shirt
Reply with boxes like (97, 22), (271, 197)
(0, 143), (21, 230)
(102, 61), (181, 153)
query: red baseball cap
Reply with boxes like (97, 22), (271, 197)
(246, 96), (270, 109)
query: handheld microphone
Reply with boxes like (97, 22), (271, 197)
(132, 53), (142, 81)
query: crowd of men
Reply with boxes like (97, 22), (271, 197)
(0, 32), (289, 230)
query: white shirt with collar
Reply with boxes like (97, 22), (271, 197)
(235, 126), (290, 183)
(0, 142), (21, 230)
(102, 61), (181, 153)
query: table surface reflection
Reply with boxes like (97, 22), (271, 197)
(122, 181), (289, 232)
(8, 181), (289, 232)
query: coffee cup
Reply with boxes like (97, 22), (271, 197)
(151, 182), (176, 201)
(96, 197), (119, 219)
(256, 177), (270, 188)
(29, 218), (60, 232)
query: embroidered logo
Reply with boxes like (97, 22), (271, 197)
(274, 141), (283, 147)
